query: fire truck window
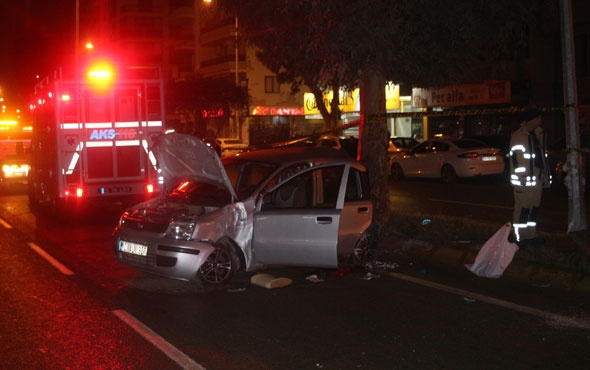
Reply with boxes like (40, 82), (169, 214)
(146, 85), (161, 120)
(87, 147), (114, 178)
(61, 91), (78, 123)
(85, 95), (110, 122)
(116, 145), (141, 177)
(115, 89), (138, 121)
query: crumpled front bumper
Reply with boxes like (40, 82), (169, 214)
(113, 228), (215, 281)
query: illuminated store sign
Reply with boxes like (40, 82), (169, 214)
(251, 106), (305, 116)
(412, 81), (511, 108)
(304, 83), (400, 115)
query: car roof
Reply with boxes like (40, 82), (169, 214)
(226, 146), (354, 165)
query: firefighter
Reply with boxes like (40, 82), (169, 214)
(509, 109), (551, 244)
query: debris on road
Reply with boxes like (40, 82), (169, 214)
(305, 274), (324, 283)
(360, 272), (381, 280)
(466, 222), (518, 278)
(332, 266), (351, 277)
(365, 260), (399, 271)
(251, 273), (293, 288)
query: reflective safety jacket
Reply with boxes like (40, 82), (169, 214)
(509, 125), (550, 187)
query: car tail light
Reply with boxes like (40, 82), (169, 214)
(458, 152), (479, 159)
(146, 183), (155, 193)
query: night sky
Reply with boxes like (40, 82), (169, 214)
(0, 0), (74, 106)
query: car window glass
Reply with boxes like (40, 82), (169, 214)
(318, 165), (344, 207)
(262, 165), (344, 210)
(412, 142), (429, 154)
(454, 139), (487, 149)
(345, 168), (370, 202)
(223, 160), (278, 199)
(431, 141), (450, 152)
(263, 162), (313, 192)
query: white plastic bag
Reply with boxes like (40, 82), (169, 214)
(466, 222), (519, 278)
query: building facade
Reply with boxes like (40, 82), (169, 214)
(94, 1), (590, 148)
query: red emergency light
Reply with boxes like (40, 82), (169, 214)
(85, 59), (116, 92)
(65, 188), (84, 198)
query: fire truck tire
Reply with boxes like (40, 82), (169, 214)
(28, 183), (40, 209)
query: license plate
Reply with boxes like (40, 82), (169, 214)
(119, 240), (148, 256)
(100, 186), (132, 194)
(481, 156), (497, 161)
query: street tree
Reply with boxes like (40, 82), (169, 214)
(219, 0), (546, 229)
(167, 76), (247, 136)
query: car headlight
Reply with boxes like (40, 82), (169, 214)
(165, 219), (197, 240)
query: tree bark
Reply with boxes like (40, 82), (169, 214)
(310, 84), (341, 131)
(359, 70), (390, 230)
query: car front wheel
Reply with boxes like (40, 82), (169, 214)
(441, 164), (458, 183)
(194, 242), (239, 289)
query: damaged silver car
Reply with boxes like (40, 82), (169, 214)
(113, 133), (374, 289)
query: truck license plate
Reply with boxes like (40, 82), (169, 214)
(119, 240), (148, 256)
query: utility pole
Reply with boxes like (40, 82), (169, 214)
(560, 0), (587, 232)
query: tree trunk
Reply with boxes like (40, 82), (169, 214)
(359, 70), (390, 230)
(311, 84), (341, 131)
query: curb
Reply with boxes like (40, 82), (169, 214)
(378, 238), (590, 295)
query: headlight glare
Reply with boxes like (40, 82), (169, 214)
(165, 220), (196, 240)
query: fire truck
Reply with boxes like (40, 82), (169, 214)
(28, 61), (164, 211)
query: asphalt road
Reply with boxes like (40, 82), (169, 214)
(0, 182), (589, 370)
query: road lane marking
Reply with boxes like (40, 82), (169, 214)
(27, 242), (75, 276)
(0, 217), (13, 229)
(113, 309), (206, 370)
(428, 198), (513, 210)
(386, 271), (590, 330)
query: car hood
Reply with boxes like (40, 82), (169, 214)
(153, 133), (237, 201)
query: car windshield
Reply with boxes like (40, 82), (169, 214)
(222, 158), (280, 200)
(167, 180), (232, 207)
(224, 139), (242, 145)
(452, 139), (488, 149)
(391, 138), (418, 148)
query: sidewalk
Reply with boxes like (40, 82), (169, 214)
(377, 212), (590, 294)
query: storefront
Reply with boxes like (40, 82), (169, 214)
(303, 83), (424, 139)
(411, 80), (522, 139)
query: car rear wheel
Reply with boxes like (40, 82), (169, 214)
(390, 163), (405, 181)
(441, 164), (458, 183)
(195, 242), (239, 289)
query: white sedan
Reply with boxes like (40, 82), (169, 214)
(389, 138), (505, 183)
(216, 138), (248, 156)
